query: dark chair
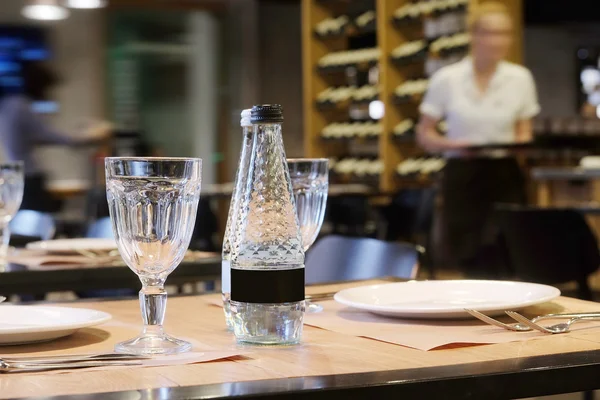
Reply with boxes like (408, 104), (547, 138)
(495, 205), (599, 300)
(79, 219), (133, 299)
(305, 235), (420, 284)
(190, 197), (219, 252)
(86, 217), (114, 239)
(326, 196), (375, 237)
(10, 210), (56, 241)
(85, 186), (110, 220)
(383, 187), (437, 277)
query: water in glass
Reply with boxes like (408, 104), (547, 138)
(106, 157), (202, 355)
(289, 160), (329, 251)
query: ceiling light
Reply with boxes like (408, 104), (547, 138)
(22, 0), (70, 21)
(66, 0), (107, 9)
(368, 100), (385, 120)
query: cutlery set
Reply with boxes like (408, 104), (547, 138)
(0, 353), (149, 373)
(465, 309), (600, 334)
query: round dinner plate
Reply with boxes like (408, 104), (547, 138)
(26, 238), (118, 254)
(0, 305), (112, 345)
(333, 280), (561, 319)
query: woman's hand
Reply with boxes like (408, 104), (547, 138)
(84, 121), (113, 142)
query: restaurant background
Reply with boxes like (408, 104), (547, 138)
(2, 1), (600, 399)
(3, 0), (600, 262)
(2, 1), (598, 174)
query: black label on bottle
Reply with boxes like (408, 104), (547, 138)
(230, 268), (305, 303)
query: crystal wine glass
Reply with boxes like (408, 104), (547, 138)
(0, 162), (24, 261)
(105, 157), (202, 355)
(288, 158), (329, 313)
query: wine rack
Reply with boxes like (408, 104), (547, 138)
(302, 0), (524, 192)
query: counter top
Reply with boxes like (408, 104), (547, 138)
(531, 167), (600, 180)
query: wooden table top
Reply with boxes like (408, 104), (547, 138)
(3, 280), (600, 399)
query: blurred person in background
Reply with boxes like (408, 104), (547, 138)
(0, 60), (111, 212)
(416, 2), (540, 277)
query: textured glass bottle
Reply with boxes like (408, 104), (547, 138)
(230, 105), (305, 345)
(221, 109), (253, 330)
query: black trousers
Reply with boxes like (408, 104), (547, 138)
(441, 157), (526, 277)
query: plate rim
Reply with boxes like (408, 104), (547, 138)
(0, 305), (112, 334)
(26, 238), (118, 251)
(333, 280), (561, 315)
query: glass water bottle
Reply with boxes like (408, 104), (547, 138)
(230, 104), (305, 345)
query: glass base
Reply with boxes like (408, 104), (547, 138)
(306, 301), (323, 313)
(115, 332), (192, 355)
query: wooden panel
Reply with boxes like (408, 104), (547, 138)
(504, 0), (523, 64)
(301, 0), (347, 158)
(377, 0), (424, 192)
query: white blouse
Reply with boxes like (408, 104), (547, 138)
(420, 57), (540, 148)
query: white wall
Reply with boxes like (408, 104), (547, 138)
(42, 9), (105, 182)
(0, 3), (105, 182)
(524, 24), (598, 118)
(188, 11), (219, 185)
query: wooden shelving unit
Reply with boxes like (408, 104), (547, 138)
(302, 0), (524, 193)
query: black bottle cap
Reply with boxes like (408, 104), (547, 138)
(251, 104), (284, 123)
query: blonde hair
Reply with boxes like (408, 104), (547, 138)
(468, 1), (511, 31)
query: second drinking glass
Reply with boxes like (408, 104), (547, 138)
(288, 158), (329, 313)
(0, 161), (24, 262)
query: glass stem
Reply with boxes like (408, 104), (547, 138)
(139, 278), (167, 336)
(0, 222), (10, 260)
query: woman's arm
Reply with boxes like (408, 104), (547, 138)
(417, 69), (471, 153)
(15, 98), (74, 145)
(514, 70), (540, 143)
(416, 115), (471, 153)
(515, 119), (533, 143)
(15, 97), (110, 145)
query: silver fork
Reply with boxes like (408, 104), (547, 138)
(465, 309), (600, 332)
(505, 311), (600, 334)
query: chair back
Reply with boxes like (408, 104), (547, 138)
(190, 197), (218, 251)
(326, 196), (372, 237)
(86, 217), (114, 239)
(495, 205), (599, 285)
(305, 235), (419, 284)
(385, 187), (436, 239)
(10, 210), (56, 241)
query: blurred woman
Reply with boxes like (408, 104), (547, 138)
(417, 2), (540, 276)
(0, 61), (111, 211)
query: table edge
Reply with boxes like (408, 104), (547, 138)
(17, 347), (600, 400)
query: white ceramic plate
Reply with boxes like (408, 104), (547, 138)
(26, 238), (118, 254)
(0, 305), (112, 345)
(334, 280), (561, 319)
